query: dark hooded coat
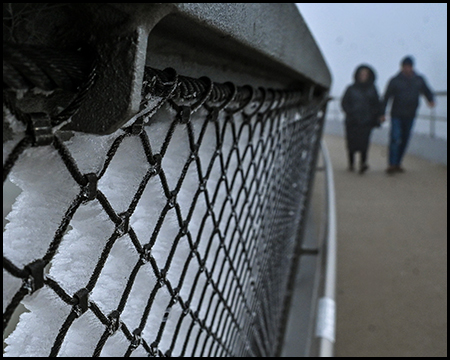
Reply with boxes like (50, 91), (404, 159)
(341, 65), (382, 153)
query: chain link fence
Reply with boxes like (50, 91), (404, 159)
(4, 50), (327, 358)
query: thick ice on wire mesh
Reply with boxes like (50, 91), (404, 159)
(2, 139), (91, 354)
(4, 287), (72, 357)
(3, 105), (26, 164)
(2, 87), (312, 356)
(3, 144), (79, 311)
(3, 98), (228, 356)
(1, 129), (134, 353)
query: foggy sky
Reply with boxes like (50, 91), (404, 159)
(296, 3), (447, 97)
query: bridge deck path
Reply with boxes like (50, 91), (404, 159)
(324, 133), (447, 357)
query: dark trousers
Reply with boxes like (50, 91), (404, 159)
(348, 150), (367, 168)
(345, 122), (372, 169)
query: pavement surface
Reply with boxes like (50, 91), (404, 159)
(324, 134), (447, 357)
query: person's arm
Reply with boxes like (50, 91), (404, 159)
(341, 86), (352, 115)
(420, 76), (435, 107)
(373, 86), (381, 115)
(373, 86), (385, 124)
(381, 78), (395, 116)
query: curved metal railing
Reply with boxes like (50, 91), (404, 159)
(315, 140), (337, 357)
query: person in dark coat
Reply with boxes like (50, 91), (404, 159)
(341, 64), (383, 174)
(380, 56), (435, 174)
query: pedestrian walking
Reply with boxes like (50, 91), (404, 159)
(381, 56), (435, 174)
(341, 64), (384, 174)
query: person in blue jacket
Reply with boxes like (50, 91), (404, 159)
(381, 56), (435, 174)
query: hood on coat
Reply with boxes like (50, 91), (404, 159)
(353, 64), (376, 85)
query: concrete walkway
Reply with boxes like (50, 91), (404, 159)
(324, 134), (447, 357)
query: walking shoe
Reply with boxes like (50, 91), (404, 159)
(359, 164), (369, 174)
(395, 166), (405, 173)
(386, 166), (397, 175)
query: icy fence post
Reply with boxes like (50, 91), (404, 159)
(3, 3), (330, 357)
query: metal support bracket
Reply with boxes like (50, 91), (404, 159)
(3, 4), (172, 136)
(65, 26), (149, 134)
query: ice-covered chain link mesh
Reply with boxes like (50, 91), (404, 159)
(3, 67), (326, 357)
